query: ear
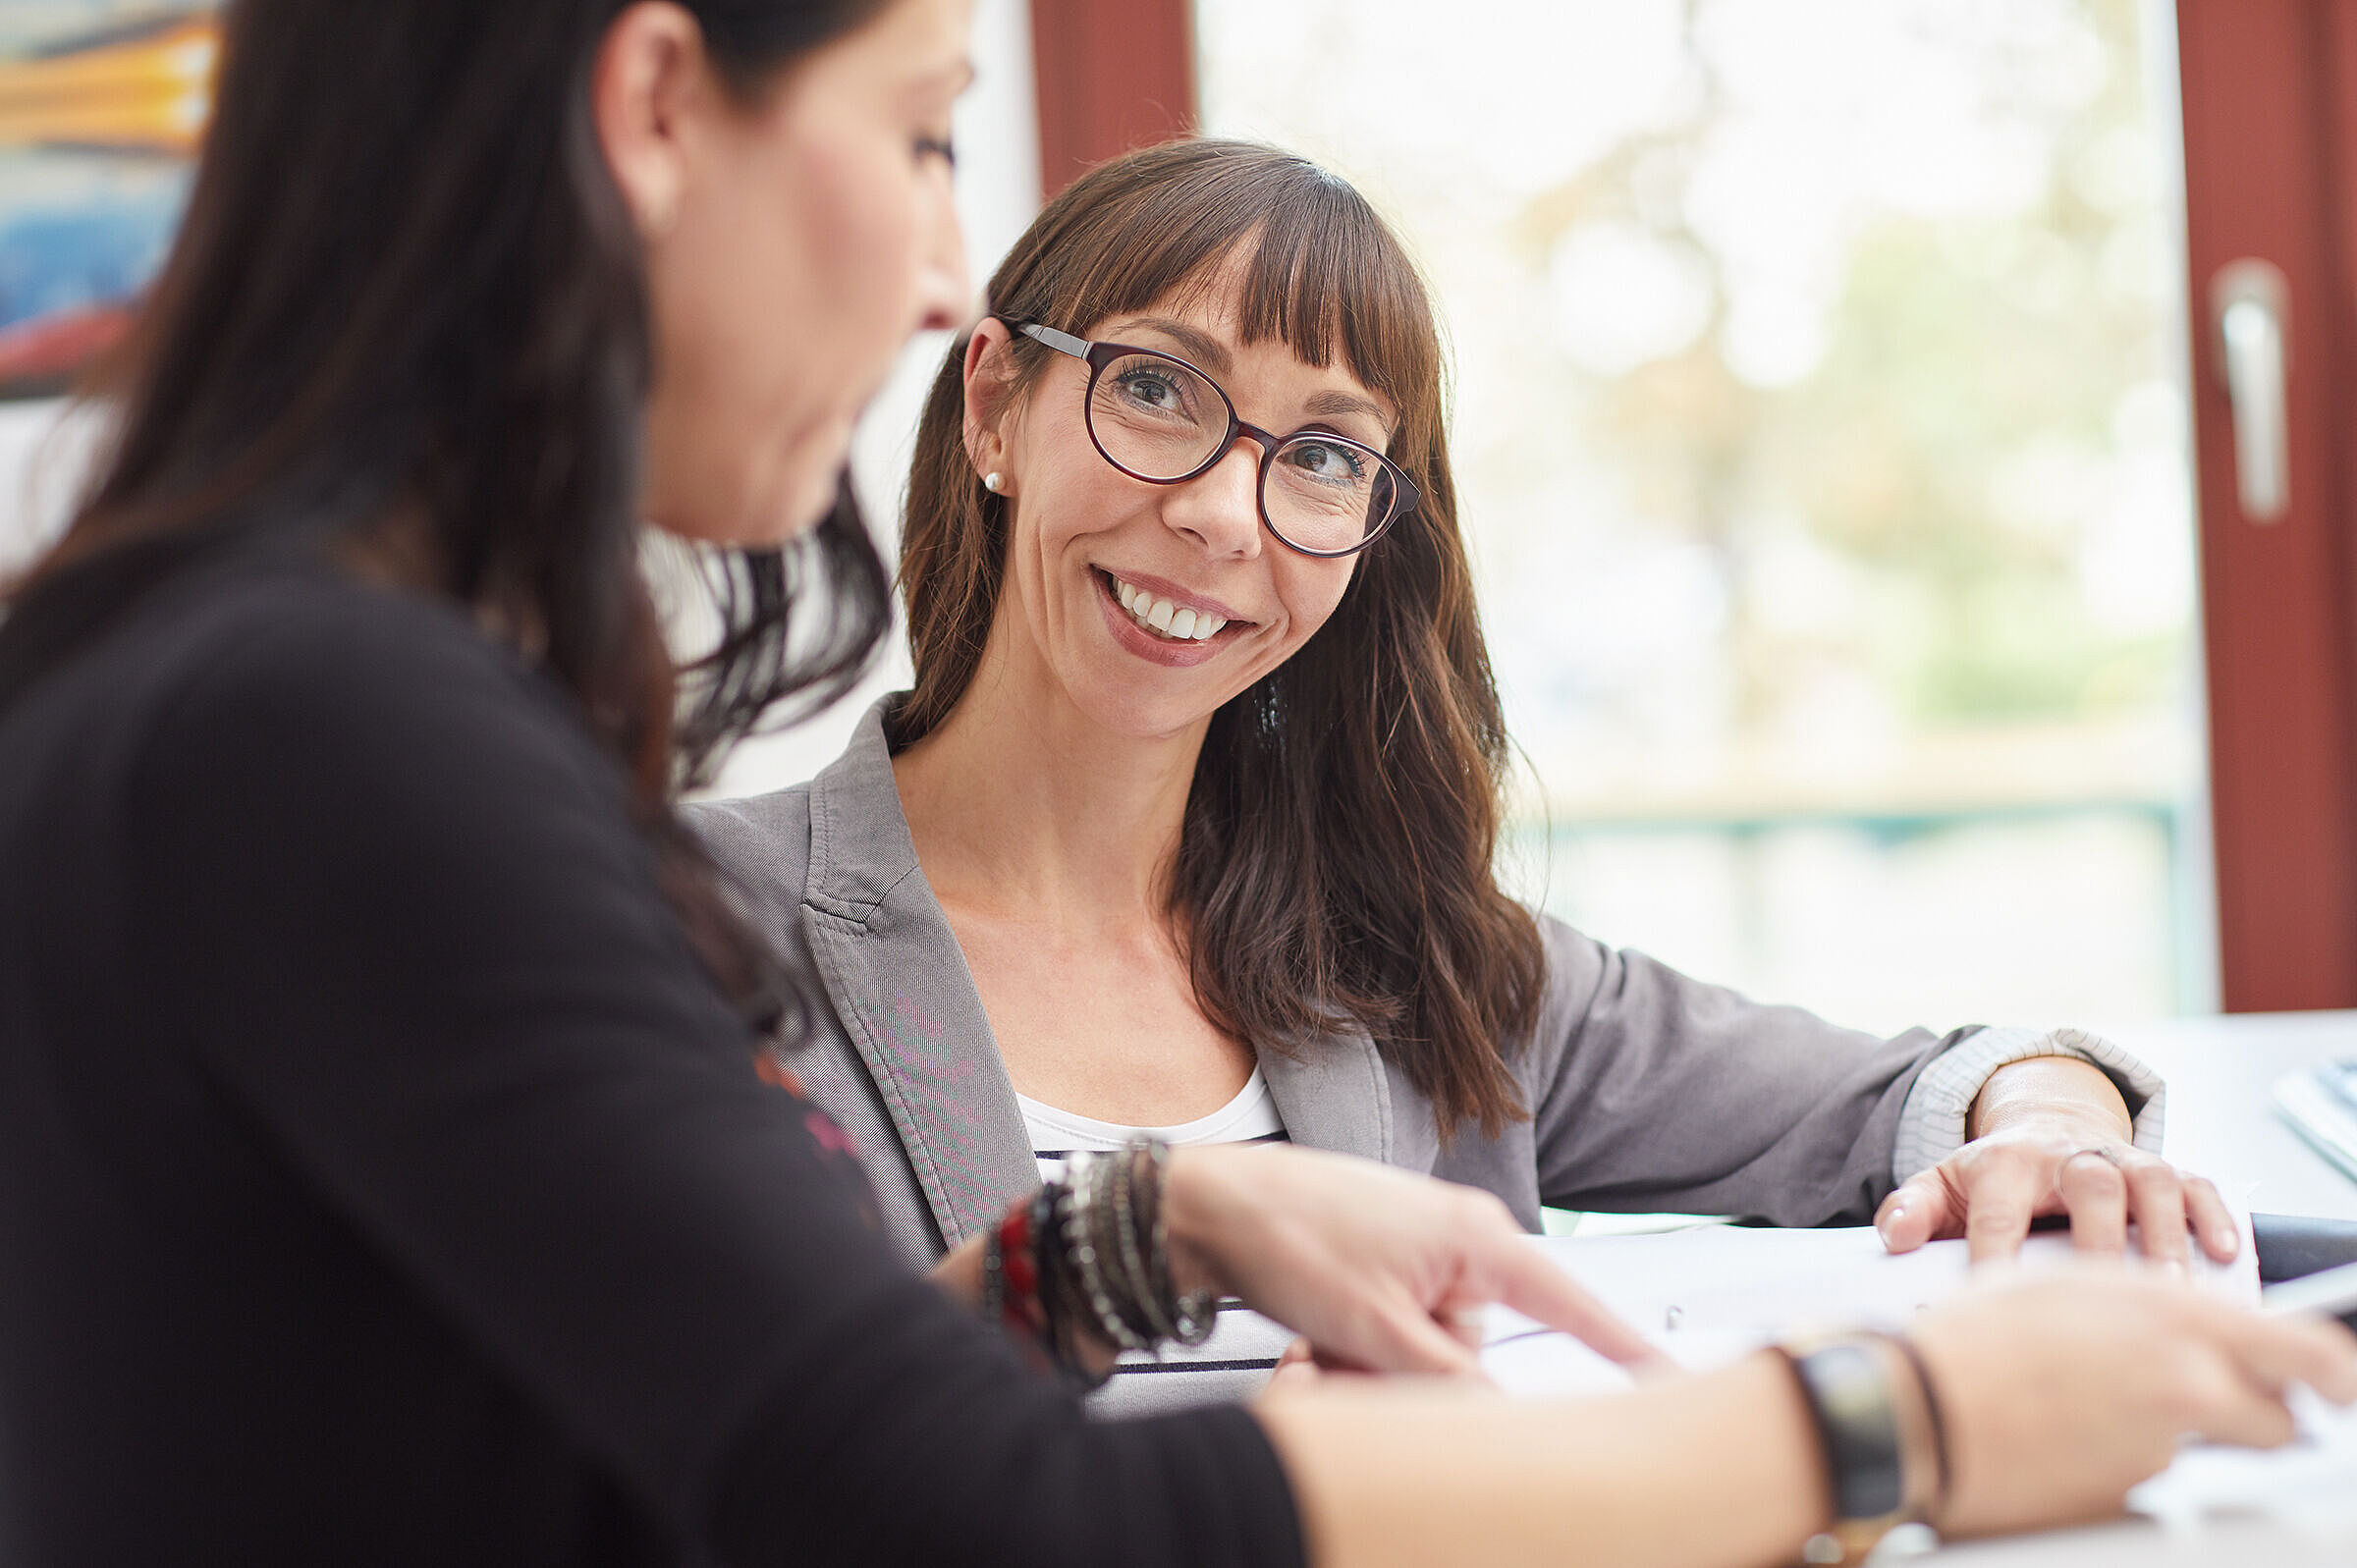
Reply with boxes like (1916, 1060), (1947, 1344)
(592, 2), (712, 243)
(961, 318), (1021, 482)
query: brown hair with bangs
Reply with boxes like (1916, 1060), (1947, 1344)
(897, 138), (1544, 1140)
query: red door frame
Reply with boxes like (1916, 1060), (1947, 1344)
(1027, 0), (1196, 200)
(2179, 0), (2357, 1010)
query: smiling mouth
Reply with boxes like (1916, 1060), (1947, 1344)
(1098, 568), (1246, 644)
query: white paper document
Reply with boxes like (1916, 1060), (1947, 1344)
(1482, 1220), (2259, 1396)
(1480, 1219), (2357, 1535)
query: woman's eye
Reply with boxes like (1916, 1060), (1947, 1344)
(1117, 370), (1184, 412)
(913, 134), (958, 169)
(1288, 440), (1368, 483)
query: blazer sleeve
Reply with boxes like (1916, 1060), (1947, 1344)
(1516, 915), (2155, 1225)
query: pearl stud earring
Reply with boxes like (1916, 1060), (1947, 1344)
(983, 472), (1005, 494)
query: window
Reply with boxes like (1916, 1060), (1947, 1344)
(1198, 0), (2210, 1030)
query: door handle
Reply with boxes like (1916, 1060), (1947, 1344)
(2212, 258), (2291, 523)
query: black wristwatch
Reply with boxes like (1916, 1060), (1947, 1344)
(1778, 1335), (1938, 1564)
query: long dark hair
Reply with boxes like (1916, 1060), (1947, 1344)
(0, 0), (893, 1022)
(899, 139), (1546, 1139)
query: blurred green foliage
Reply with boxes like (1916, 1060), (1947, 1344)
(1528, 0), (2184, 732)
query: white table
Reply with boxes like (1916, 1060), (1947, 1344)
(2105, 1011), (2357, 1221)
(1925, 1010), (2357, 1565)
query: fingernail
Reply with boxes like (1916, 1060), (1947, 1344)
(1878, 1204), (1903, 1241)
(2213, 1225), (2240, 1254)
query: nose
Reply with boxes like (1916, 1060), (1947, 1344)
(913, 174), (968, 335)
(1159, 442), (1263, 560)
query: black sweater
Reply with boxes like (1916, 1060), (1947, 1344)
(0, 553), (1302, 1567)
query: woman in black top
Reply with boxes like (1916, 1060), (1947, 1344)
(0, 3), (2348, 1567)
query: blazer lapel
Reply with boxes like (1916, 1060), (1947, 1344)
(793, 701), (1409, 1244)
(1258, 1026), (1394, 1165)
(797, 705), (1041, 1248)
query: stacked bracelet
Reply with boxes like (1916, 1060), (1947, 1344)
(1109, 1145), (1172, 1341)
(976, 1138), (1220, 1389)
(1061, 1153), (1155, 1353)
(1139, 1141), (1217, 1345)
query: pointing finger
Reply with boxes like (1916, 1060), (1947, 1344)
(1487, 1244), (1663, 1370)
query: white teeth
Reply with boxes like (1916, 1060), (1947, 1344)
(1107, 572), (1230, 642)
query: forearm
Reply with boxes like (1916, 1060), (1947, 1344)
(1257, 1354), (1827, 1568)
(1967, 1056), (2132, 1143)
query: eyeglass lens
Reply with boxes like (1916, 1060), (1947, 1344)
(1086, 351), (1398, 554)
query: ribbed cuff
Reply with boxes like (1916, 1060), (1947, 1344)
(1891, 1025), (2166, 1185)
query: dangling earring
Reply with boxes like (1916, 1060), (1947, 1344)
(982, 472), (1005, 494)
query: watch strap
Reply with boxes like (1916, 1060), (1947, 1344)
(1784, 1338), (1907, 1520)
(1774, 1334), (1938, 1565)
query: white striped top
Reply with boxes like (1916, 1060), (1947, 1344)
(1017, 1066), (1288, 1185)
(1016, 1070), (1295, 1412)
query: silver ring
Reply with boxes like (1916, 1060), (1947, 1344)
(2064, 1145), (2127, 1170)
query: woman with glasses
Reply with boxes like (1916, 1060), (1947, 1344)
(690, 136), (2246, 1412)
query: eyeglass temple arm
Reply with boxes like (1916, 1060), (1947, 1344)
(1011, 320), (1090, 360)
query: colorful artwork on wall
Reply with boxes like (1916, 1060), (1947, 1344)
(0, 3), (218, 399)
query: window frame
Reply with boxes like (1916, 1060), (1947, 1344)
(2178, 0), (2357, 1009)
(1027, 0), (1197, 200)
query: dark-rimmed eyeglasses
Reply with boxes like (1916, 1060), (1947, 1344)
(1006, 319), (1418, 559)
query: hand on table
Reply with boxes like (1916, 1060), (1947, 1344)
(1913, 1269), (2357, 1536)
(1165, 1143), (1665, 1378)
(1876, 1054), (2239, 1266)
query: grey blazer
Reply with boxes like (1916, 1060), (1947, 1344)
(687, 700), (2161, 1281)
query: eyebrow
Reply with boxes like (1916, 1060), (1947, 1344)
(1115, 317), (1233, 377)
(1304, 389), (1392, 429)
(1113, 317), (1396, 435)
